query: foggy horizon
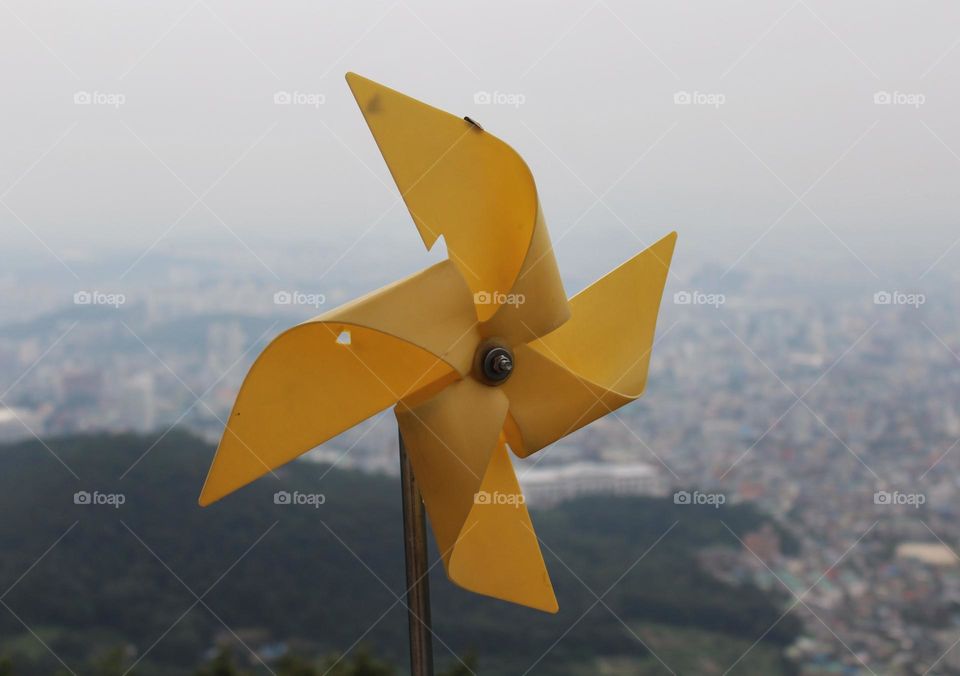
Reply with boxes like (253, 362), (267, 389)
(2, 0), (959, 287)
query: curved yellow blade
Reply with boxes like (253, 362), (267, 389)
(199, 261), (478, 506)
(503, 232), (677, 457)
(395, 379), (557, 612)
(478, 207), (570, 344)
(320, 259), (479, 375)
(450, 436), (558, 613)
(345, 72), (569, 336)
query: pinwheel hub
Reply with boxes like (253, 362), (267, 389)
(476, 343), (514, 385)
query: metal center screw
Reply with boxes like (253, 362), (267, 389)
(481, 346), (514, 383)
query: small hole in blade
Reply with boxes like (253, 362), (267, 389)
(336, 330), (351, 346)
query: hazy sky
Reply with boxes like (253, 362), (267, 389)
(1, 0), (959, 287)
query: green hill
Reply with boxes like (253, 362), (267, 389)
(0, 431), (799, 675)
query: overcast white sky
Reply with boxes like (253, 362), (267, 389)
(1, 0), (959, 286)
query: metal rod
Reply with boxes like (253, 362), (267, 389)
(398, 429), (434, 676)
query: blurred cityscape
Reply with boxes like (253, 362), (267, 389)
(2, 241), (960, 675)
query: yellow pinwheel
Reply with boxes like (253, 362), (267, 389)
(199, 72), (676, 614)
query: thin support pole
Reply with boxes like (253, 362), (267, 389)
(398, 429), (434, 676)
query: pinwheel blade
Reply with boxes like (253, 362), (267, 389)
(345, 73), (570, 337)
(199, 261), (479, 506)
(450, 435), (558, 613)
(503, 232), (677, 456)
(396, 379), (557, 612)
(478, 208), (571, 345)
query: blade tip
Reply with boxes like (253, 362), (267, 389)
(197, 484), (218, 507)
(198, 467), (230, 507)
(344, 72), (371, 100)
(650, 230), (678, 267)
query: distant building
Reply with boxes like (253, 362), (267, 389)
(59, 370), (103, 406)
(0, 406), (42, 442)
(895, 543), (958, 567)
(742, 523), (782, 564)
(115, 372), (157, 432)
(518, 462), (664, 507)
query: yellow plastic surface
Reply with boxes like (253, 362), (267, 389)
(200, 73), (677, 614)
(396, 379), (557, 612)
(503, 232), (677, 456)
(346, 72), (569, 333)
(199, 261), (477, 506)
